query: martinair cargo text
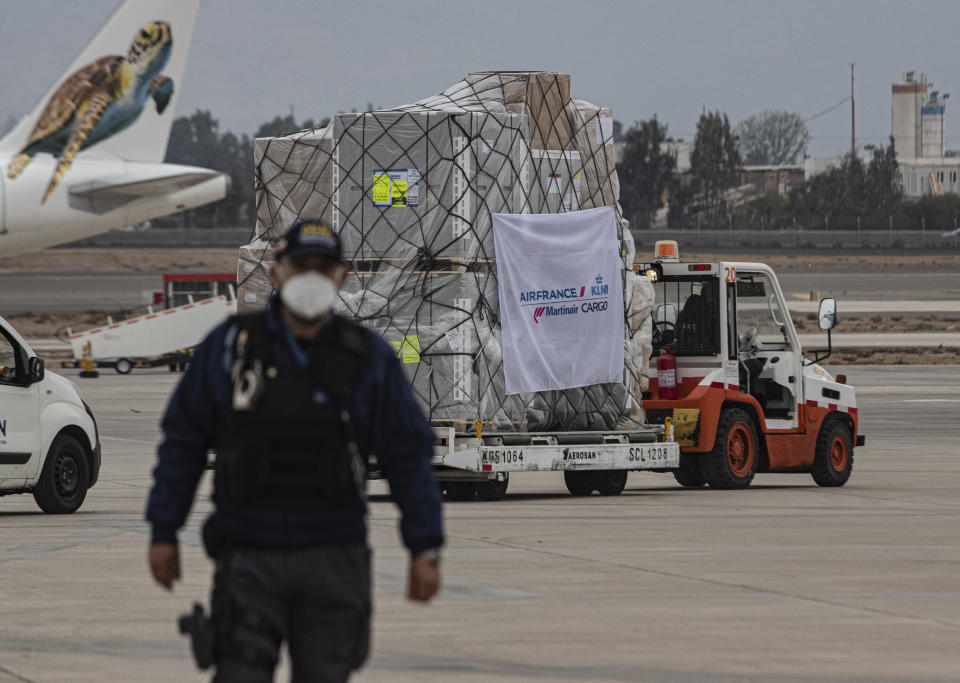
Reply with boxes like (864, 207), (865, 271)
(0, 0), (229, 255)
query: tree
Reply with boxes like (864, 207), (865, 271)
(616, 117), (676, 229)
(689, 111), (741, 219)
(864, 136), (901, 220)
(612, 119), (624, 143)
(162, 109), (254, 228)
(254, 115), (318, 139)
(735, 110), (810, 166)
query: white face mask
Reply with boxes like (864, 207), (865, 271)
(279, 271), (337, 321)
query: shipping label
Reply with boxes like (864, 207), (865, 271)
(372, 168), (420, 207)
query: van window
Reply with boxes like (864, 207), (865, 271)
(0, 331), (20, 384)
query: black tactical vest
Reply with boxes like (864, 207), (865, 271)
(214, 312), (372, 512)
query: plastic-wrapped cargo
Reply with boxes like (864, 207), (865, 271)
(331, 110), (528, 261)
(242, 71), (651, 430)
(255, 125), (335, 236)
(236, 239), (274, 311)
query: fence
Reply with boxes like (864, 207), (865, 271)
(57, 227), (250, 249)
(633, 224), (960, 251)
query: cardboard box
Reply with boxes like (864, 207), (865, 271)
(464, 71), (573, 151)
(569, 100), (619, 210)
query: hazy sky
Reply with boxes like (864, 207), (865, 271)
(2, 0), (958, 158)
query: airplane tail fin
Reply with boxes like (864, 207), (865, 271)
(0, 0), (199, 163)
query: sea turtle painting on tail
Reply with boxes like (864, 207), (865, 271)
(5, 20), (174, 204)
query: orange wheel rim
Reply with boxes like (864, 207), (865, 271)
(830, 436), (848, 472)
(726, 424), (754, 477)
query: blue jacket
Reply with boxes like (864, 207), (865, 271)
(145, 301), (444, 556)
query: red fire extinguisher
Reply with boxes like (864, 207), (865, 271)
(657, 344), (678, 400)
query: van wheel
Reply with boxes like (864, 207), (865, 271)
(475, 474), (509, 501)
(444, 482), (475, 502)
(673, 455), (706, 487)
(595, 470), (628, 496)
(701, 408), (758, 489)
(34, 434), (90, 514)
(115, 358), (133, 375)
(564, 471), (595, 496)
(812, 419), (854, 487)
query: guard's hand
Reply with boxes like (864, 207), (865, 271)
(149, 542), (181, 591)
(407, 557), (440, 602)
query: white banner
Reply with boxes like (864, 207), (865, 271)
(492, 206), (625, 394)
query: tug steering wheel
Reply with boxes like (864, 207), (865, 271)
(652, 320), (675, 352)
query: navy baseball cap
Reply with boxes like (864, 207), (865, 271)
(275, 220), (343, 262)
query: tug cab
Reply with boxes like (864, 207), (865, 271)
(639, 241), (863, 489)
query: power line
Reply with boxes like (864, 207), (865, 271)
(805, 96), (851, 123)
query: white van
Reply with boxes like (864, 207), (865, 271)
(0, 316), (100, 513)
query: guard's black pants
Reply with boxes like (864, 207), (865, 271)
(211, 542), (371, 683)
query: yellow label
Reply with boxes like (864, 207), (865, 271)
(372, 173), (391, 205)
(390, 335), (421, 363)
(391, 180), (408, 207)
(671, 408), (700, 447)
(300, 223), (333, 237)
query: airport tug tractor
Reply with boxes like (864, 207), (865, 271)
(640, 241), (864, 489)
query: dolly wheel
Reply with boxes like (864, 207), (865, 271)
(812, 419), (854, 487)
(673, 455), (706, 488)
(444, 482), (475, 502)
(701, 408), (758, 489)
(564, 471), (595, 496)
(475, 474), (509, 501)
(595, 470), (628, 496)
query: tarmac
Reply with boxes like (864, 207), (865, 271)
(22, 330), (960, 357)
(3, 265), (960, 313)
(0, 365), (958, 681)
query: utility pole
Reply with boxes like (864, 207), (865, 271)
(942, 93), (950, 158)
(850, 63), (856, 158)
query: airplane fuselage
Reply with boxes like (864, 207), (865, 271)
(0, 153), (229, 254)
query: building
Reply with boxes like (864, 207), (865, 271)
(738, 165), (804, 196)
(899, 161), (960, 196)
(891, 71), (955, 196)
(892, 72), (948, 159)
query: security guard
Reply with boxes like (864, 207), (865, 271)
(146, 220), (444, 682)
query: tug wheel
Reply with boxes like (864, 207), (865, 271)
(701, 408), (758, 489)
(812, 418), (854, 487)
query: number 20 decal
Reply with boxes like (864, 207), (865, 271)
(724, 267), (737, 283)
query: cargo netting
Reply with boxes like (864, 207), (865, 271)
(239, 71), (655, 431)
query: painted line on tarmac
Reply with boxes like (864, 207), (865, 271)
(902, 398), (960, 403)
(101, 436), (157, 446)
(857, 385), (959, 394)
(0, 663), (37, 683)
